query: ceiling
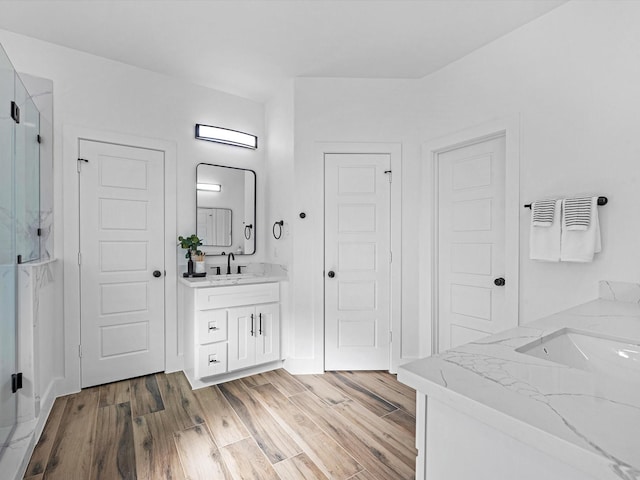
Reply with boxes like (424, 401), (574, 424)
(0, 0), (566, 102)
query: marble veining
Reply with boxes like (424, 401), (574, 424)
(600, 280), (640, 303)
(39, 207), (53, 260)
(399, 289), (640, 480)
(20, 260), (55, 332)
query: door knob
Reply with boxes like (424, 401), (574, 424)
(494, 277), (505, 286)
(153, 270), (162, 278)
(327, 271), (335, 278)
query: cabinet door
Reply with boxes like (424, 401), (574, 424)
(255, 303), (280, 365)
(228, 306), (256, 371)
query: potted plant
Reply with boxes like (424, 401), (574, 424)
(178, 234), (203, 276)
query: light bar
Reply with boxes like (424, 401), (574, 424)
(195, 124), (258, 149)
(197, 183), (222, 192)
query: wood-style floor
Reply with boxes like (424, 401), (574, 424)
(24, 369), (417, 479)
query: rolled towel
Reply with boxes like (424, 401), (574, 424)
(530, 199), (562, 261)
(563, 196), (592, 231)
(532, 199), (557, 227)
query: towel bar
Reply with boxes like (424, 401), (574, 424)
(524, 196), (608, 209)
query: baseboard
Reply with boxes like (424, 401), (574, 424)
(283, 357), (324, 375)
(14, 377), (64, 480)
(33, 377), (64, 444)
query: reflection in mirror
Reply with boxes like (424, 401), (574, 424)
(196, 163), (256, 255)
(197, 207), (231, 246)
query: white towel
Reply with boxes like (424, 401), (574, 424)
(531, 199), (557, 226)
(529, 199), (562, 261)
(560, 196), (601, 262)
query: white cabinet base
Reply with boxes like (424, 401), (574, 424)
(420, 396), (599, 480)
(185, 360), (283, 390)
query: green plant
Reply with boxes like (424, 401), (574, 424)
(178, 234), (203, 259)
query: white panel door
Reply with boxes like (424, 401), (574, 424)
(325, 153), (391, 370)
(255, 303), (280, 365)
(227, 306), (256, 371)
(437, 135), (510, 351)
(79, 140), (165, 387)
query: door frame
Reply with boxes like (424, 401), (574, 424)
(420, 116), (520, 357)
(62, 125), (177, 393)
(318, 142), (402, 372)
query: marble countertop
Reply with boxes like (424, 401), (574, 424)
(178, 273), (286, 288)
(398, 282), (640, 480)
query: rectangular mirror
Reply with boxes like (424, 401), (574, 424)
(196, 163), (255, 255)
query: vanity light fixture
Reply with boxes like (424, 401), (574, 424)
(197, 183), (222, 192)
(195, 124), (258, 150)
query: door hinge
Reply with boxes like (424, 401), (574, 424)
(78, 345), (83, 358)
(10, 101), (20, 123)
(37, 228), (42, 237)
(390, 251), (392, 263)
(78, 252), (82, 265)
(77, 157), (88, 173)
(384, 170), (392, 183)
(11, 373), (23, 393)
(389, 331), (393, 343)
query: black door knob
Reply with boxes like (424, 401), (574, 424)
(153, 270), (162, 278)
(327, 271), (335, 278)
(494, 277), (505, 286)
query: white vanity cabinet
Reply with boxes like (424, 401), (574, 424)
(182, 280), (281, 387)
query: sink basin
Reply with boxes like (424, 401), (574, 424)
(516, 328), (640, 380)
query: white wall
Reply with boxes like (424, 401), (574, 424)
(290, 0), (640, 366)
(0, 29), (266, 394)
(264, 81), (295, 360)
(4, 0), (638, 380)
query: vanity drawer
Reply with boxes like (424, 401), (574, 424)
(197, 309), (228, 345)
(196, 282), (279, 310)
(196, 343), (228, 378)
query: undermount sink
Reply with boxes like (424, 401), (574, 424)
(516, 328), (640, 380)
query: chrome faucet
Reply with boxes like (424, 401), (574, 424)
(226, 252), (235, 275)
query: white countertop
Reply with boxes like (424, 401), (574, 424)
(398, 283), (640, 480)
(179, 273), (286, 288)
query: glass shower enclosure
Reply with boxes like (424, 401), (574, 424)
(0, 43), (40, 458)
